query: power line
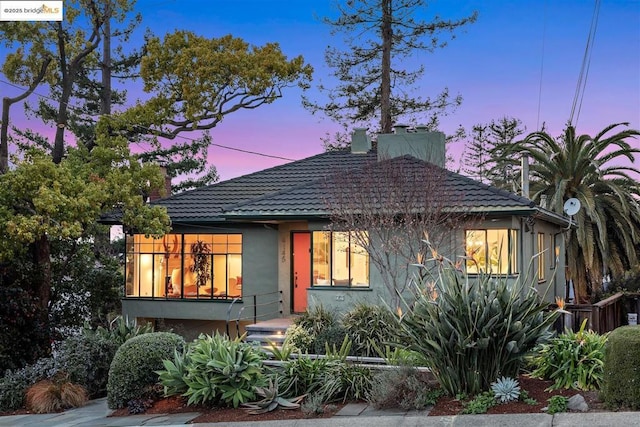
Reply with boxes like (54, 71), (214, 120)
(0, 78), (296, 162)
(569, 0), (601, 127)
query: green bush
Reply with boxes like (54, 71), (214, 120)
(529, 319), (607, 391)
(342, 303), (401, 357)
(294, 304), (337, 337)
(400, 259), (558, 396)
(313, 324), (352, 355)
(601, 325), (640, 409)
(276, 355), (335, 399)
(56, 331), (119, 398)
(283, 324), (314, 353)
(161, 333), (265, 408)
(319, 363), (373, 403)
(0, 357), (56, 412)
(107, 332), (185, 409)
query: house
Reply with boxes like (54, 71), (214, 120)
(107, 126), (571, 335)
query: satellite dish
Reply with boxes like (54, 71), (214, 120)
(563, 198), (581, 216)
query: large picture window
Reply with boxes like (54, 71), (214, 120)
(465, 229), (518, 275)
(125, 233), (242, 300)
(312, 231), (369, 287)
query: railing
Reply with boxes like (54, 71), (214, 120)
(225, 290), (283, 337)
(564, 292), (625, 333)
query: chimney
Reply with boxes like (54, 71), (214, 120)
(351, 127), (371, 153)
(377, 124), (446, 167)
(521, 155), (530, 199)
(149, 166), (172, 201)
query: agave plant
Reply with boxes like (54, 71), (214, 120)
(491, 376), (521, 403)
(242, 378), (306, 414)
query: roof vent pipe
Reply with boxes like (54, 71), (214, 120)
(393, 124), (409, 134)
(521, 155), (530, 199)
(351, 127), (371, 153)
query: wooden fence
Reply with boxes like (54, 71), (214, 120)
(562, 292), (640, 334)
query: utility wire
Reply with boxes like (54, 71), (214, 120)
(0, 78), (296, 162)
(569, 0), (601, 127)
(536, 0), (547, 131)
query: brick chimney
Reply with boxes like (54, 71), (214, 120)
(149, 166), (172, 201)
(377, 124), (446, 167)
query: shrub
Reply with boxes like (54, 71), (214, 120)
(462, 391), (497, 414)
(319, 363), (373, 403)
(342, 303), (401, 357)
(529, 318), (607, 390)
(312, 324), (352, 355)
(25, 378), (88, 414)
(546, 395), (568, 414)
(294, 304), (337, 338)
(491, 376), (520, 403)
(0, 357), (56, 412)
(601, 325), (640, 409)
(276, 355), (335, 399)
(283, 324), (314, 353)
(168, 333), (264, 408)
(92, 316), (154, 348)
(400, 258), (559, 396)
(55, 331), (119, 398)
(107, 332), (185, 409)
(366, 366), (441, 410)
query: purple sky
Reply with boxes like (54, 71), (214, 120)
(1, 0), (639, 181)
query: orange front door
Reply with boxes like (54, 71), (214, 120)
(292, 232), (311, 313)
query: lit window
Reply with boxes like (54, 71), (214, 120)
(125, 233), (242, 300)
(465, 229), (518, 275)
(538, 233), (546, 281)
(312, 231), (369, 287)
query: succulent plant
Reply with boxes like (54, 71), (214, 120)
(491, 376), (521, 403)
(243, 378), (306, 414)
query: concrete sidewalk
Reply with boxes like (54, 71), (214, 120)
(0, 397), (638, 427)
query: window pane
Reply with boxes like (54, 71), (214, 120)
(510, 230), (519, 274)
(228, 254), (242, 297)
(332, 232), (351, 286)
(538, 233), (545, 281)
(487, 230), (510, 274)
(313, 231), (330, 285)
(466, 230), (486, 274)
(350, 232), (369, 286)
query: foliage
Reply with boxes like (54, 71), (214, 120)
(319, 363), (373, 403)
(604, 265), (640, 294)
(55, 331), (119, 398)
(366, 366), (441, 410)
(156, 348), (190, 397)
(161, 333), (265, 408)
(462, 391), (496, 414)
(126, 398), (154, 415)
(190, 240), (211, 288)
(0, 357), (56, 412)
(304, 0), (477, 135)
(0, 282), (49, 371)
(48, 241), (123, 339)
(342, 303), (401, 357)
(276, 356), (335, 399)
(546, 395), (568, 414)
(459, 116), (525, 189)
(25, 378), (88, 414)
(497, 124), (640, 301)
(313, 324), (352, 356)
(490, 377), (521, 403)
(301, 392), (332, 417)
(107, 332), (185, 409)
(283, 324), (314, 354)
(400, 254), (559, 396)
(601, 325), (640, 409)
(528, 318), (607, 391)
(91, 316), (154, 348)
(294, 304), (337, 337)
(242, 377), (305, 414)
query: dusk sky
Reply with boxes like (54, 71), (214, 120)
(1, 0), (639, 180)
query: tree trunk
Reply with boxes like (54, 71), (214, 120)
(34, 234), (51, 312)
(0, 58), (52, 173)
(380, 0), (393, 133)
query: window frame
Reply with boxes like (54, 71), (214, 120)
(465, 228), (519, 275)
(311, 231), (370, 288)
(125, 233), (243, 300)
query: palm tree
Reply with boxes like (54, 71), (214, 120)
(511, 123), (640, 303)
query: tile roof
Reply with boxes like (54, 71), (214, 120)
(107, 149), (569, 227)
